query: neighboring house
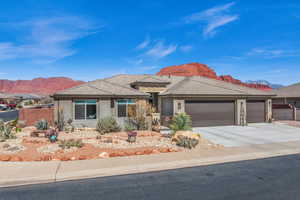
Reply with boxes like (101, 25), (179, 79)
(53, 75), (275, 128)
(273, 83), (300, 107)
(272, 83), (300, 121)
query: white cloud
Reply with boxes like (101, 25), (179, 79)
(139, 65), (159, 70)
(183, 2), (238, 37)
(145, 41), (177, 59)
(136, 36), (150, 50)
(246, 48), (298, 58)
(0, 16), (99, 63)
(180, 45), (193, 52)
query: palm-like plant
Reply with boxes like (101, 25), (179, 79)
(169, 113), (192, 133)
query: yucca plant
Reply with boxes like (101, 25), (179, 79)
(0, 120), (16, 140)
(35, 119), (49, 130)
(169, 113), (192, 133)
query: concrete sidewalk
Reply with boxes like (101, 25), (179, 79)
(1, 140), (300, 188)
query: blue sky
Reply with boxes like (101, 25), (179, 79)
(0, 0), (300, 85)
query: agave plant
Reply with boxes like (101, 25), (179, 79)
(175, 135), (199, 149)
(0, 120), (16, 140)
(169, 113), (192, 134)
(35, 119), (49, 130)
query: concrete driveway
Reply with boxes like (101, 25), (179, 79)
(194, 123), (300, 147)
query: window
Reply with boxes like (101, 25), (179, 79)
(74, 100), (97, 120)
(117, 99), (136, 117)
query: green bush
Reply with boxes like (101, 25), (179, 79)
(96, 116), (121, 135)
(0, 120), (16, 141)
(169, 113), (192, 133)
(35, 119), (49, 130)
(58, 139), (83, 149)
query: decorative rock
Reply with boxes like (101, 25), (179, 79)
(41, 155), (52, 161)
(78, 155), (87, 160)
(98, 152), (109, 158)
(143, 149), (153, 155)
(59, 156), (70, 161)
(135, 151), (143, 155)
(70, 156), (76, 161)
(152, 149), (160, 154)
(10, 156), (23, 162)
(0, 154), (11, 161)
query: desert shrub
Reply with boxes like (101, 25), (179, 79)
(0, 120), (16, 141)
(58, 139), (83, 149)
(127, 103), (148, 130)
(65, 118), (75, 133)
(55, 109), (65, 131)
(169, 113), (192, 133)
(96, 116), (121, 135)
(35, 119), (49, 130)
(124, 120), (136, 132)
(175, 135), (199, 149)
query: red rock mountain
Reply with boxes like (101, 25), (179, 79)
(0, 77), (84, 95)
(157, 62), (272, 91)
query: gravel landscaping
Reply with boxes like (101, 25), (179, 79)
(0, 124), (222, 162)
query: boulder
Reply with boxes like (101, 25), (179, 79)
(0, 154), (11, 161)
(98, 152), (109, 158)
(10, 156), (23, 162)
(78, 155), (87, 160)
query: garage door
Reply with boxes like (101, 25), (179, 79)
(247, 101), (265, 123)
(185, 101), (235, 127)
(273, 108), (294, 121)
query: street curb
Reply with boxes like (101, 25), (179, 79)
(55, 148), (300, 182)
(1, 148), (300, 188)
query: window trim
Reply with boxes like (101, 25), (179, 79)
(117, 99), (136, 118)
(73, 99), (98, 121)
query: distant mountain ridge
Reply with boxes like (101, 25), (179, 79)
(157, 62), (272, 90)
(246, 80), (284, 89)
(0, 77), (85, 95)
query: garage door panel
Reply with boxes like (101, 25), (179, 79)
(185, 101), (235, 127)
(247, 101), (265, 123)
(273, 109), (294, 121)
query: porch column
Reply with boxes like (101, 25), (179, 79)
(265, 99), (272, 123)
(236, 99), (246, 126)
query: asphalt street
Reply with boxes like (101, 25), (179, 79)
(1, 154), (300, 200)
(0, 110), (19, 122)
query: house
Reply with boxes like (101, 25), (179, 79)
(53, 74), (275, 128)
(272, 83), (300, 121)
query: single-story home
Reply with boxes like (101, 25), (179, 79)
(272, 83), (300, 121)
(53, 75), (275, 128)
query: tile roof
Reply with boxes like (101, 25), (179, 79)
(54, 78), (149, 97)
(54, 74), (275, 97)
(273, 83), (300, 98)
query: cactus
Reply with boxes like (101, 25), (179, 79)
(175, 135), (199, 149)
(35, 119), (49, 130)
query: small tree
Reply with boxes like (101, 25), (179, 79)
(169, 113), (192, 133)
(55, 109), (65, 131)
